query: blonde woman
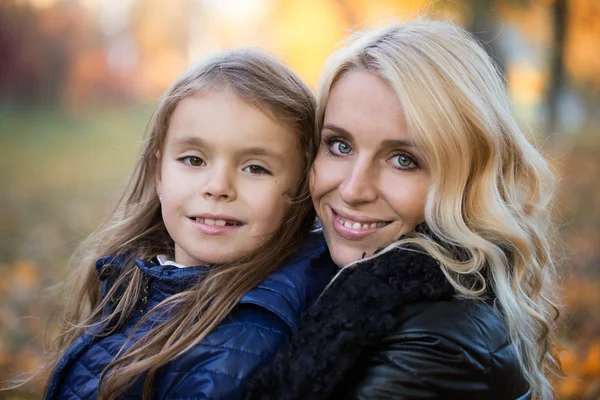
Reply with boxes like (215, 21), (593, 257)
(247, 19), (559, 400)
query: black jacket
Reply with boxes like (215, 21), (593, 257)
(246, 246), (531, 400)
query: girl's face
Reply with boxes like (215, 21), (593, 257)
(311, 70), (431, 267)
(156, 89), (301, 266)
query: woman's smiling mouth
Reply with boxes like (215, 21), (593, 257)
(331, 208), (391, 240)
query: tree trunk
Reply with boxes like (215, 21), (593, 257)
(469, 1), (506, 83)
(546, 0), (568, 136)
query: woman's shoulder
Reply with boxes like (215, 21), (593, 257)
(395, 298), (509, 349)
(388, 299), (519, 372)
(359, 298), (529, 399)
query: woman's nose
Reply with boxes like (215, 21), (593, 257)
(338, 158), (377, 206)
(202, 165), (237, 201)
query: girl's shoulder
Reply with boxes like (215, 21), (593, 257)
(91, 233), (336, 333)
(151, 233), (336, 399)
(239, 231), (337, 331)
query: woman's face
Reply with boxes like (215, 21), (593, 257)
(311, 70), (431, 267)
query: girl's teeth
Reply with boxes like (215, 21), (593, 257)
(344, 221), (352, 229)
(352, 222), (362, 229)
(198, 218), (233, 226)
(370, 222), (377, 229)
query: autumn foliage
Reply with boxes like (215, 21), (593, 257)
(1, 0), (599, 399)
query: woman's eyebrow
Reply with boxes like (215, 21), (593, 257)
(322, 123), (353, 139)
(323, 123), (415, 148)
(381, 139), (415, 148)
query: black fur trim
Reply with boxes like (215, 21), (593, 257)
(245, 246), (455, 400)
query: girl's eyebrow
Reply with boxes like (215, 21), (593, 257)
(237, 147), (284, 163)
(173, 135), (284, 162)
(174, 136), (207, 148)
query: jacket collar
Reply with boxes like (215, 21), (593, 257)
(133, 259), (209, 294)
(246, 245), (455, 400)
(94, 232), (336, 331)
(95, 255), (210, 297)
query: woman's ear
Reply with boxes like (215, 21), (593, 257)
(155, 151), (162, 198)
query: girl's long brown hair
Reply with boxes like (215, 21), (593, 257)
(43, 49), (318, 399)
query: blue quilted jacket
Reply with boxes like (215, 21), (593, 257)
(45, 232), (336, 400)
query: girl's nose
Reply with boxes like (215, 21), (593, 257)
(202, 166), (237, 201)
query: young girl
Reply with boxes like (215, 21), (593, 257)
(42, 49), (336, 399)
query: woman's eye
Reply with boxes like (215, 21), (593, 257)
(330, 140), (353, 156)
(243, 165), (271, 175)
(181, 156), (205, 167)
(391, 153), (417, 170)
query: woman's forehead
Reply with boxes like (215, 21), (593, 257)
(323, 70), (409, 142)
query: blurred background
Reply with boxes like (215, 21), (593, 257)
(1, 0), (599, 398)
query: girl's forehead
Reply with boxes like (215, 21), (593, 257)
(164, 92), (301, 162)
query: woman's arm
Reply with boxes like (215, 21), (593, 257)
(345, 301), (531, 400)
(346, 331), (491, 399)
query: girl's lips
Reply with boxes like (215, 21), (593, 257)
(188, 217), (244, 235)
(331, 210), (390, 240)
(189, 216), (243, 226)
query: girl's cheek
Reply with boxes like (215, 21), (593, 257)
(281, 187), (294, 202)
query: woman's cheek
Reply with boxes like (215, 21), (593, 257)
(309, 158), (327, 201)
(312, 156), (345, 199)
(382, 175), (429, 226)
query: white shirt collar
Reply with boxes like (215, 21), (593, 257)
(156, 254), (189, 269)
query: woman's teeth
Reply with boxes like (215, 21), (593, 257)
(191, 217), (241, 226)
(337, 216), (388, 230)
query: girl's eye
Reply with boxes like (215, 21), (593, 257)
(329, 140), (353, 156)
(391, 153), (417, 170)
(243, 165), (271, 175)
(181, 156), (205, 167)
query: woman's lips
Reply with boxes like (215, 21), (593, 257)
(331, 209), (390, 240)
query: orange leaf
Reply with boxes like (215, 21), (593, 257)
(12, 260), (40, 291)
(583, 342), (600, 376)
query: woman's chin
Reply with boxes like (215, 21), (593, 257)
(324, 229), (400, 267)
(328, 244), (370, 268)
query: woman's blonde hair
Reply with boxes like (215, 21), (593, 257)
(43, 49), (318, 399)
(317, 19), (559, 399)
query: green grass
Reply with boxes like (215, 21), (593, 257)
(0, 104), (154, 265)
